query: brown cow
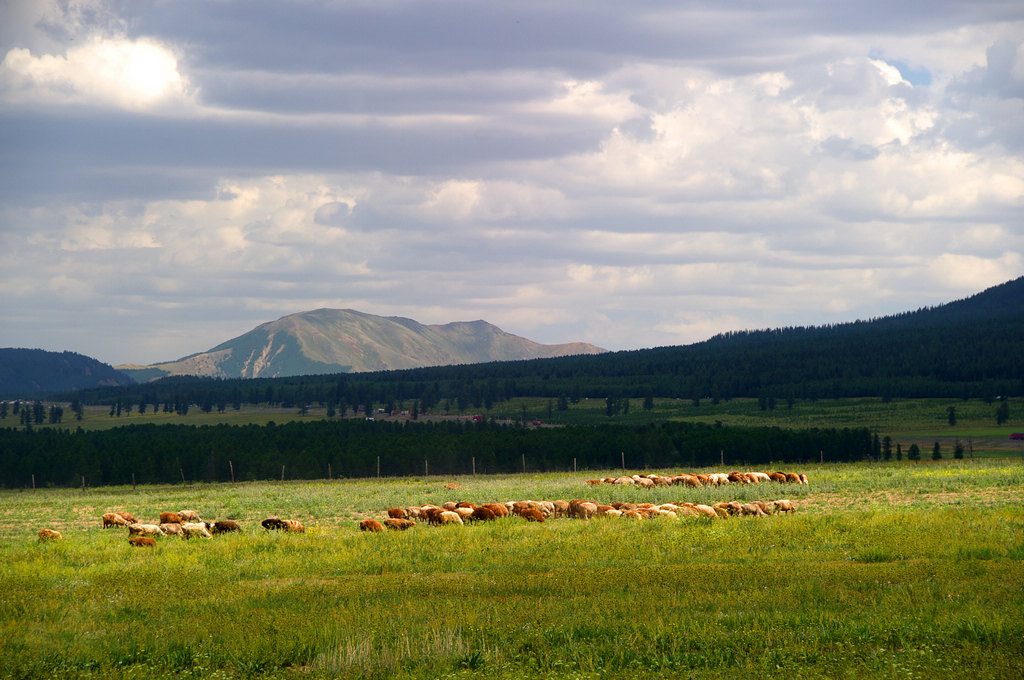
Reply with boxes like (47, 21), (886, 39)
(128, 536), (156, 547)
(481, 503), (509, 518)
(281, 519), (305, 533)
(519, 507), (545, 522)
(178, 510), (202, 523)
(386, 508), (406, 519)
(118, 512), (138, 524)
(469, 507), (497, 522)
(159, 512), (182, 525)
(261, 517), (286, 530)
(160, 522), (184, 537)
(210, 520), (241, 534)
(102, 513), (129, 529)
(38, 528), (61, 542)
(360, 519), (385, 532)
(383, 518), (416, 530)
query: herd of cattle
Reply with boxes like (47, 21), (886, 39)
(35, 510), (306, 547)
(586, 470), (810, 488)
(34, 469), (808, 544)
(358, 495), (797, 532)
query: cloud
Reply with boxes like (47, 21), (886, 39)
(1, 37), (193, 110)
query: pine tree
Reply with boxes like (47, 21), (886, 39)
(907, 443), (920, 461)
(932, 442), (942, 460)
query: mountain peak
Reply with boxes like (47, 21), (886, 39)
(121, 309), (606, 380)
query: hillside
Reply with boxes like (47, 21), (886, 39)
(118, 309), (606, 380)
(48, 276), (1024, 408)
(0, 349), (133, 397)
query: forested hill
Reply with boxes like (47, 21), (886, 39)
(0, 349), (132, 397)
(54, 276), (1024, 407)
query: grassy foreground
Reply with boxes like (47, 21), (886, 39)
(1, 462), (1023, 679)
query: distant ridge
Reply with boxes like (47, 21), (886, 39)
(118, 309), (607, 380)
(0, 349), (133, 397)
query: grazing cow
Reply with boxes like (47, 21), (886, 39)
(386, 508), (406, 519)
(519, 507), (545, 522)
(481, 503), (509, 518)
(785, 473), (801, 484)
(281, 519), (305, 533)
(178, 510), (201, 523)
(769, 472), (788, 483)
(636, 477), (656, 489)
(439, 510), (464, 525)
(128, 536), (156, 547)
(383, 518), (416, 530)
(181, 522), (212, 539)
(772, 499), (796, 514)
(261, 517), (286, 531)
(442, 501), (457, 511)
(102, 513), (130, 529)
(751, 472), (771, 483)
(455, 507), (475, 520)
(128, 523), (165, 537)
(469, 507), (496, 522)
(405, 507), (423, 520)
(424, 508), (445, 525)
(160, 522), (184, 537)
(552, 500), (570, 518)
(159, 512), (182, 525)
(692, 504), (720, 519)
(360, 519), (385, 532)
(211, 520), (241, 534)
(38, 528), (61, 542)
(444, 483), (461, 490)
(799, 473), (809, 485)
(739, 503), (768, 518)
(612, 476), (635, 485)
(594, 504), (616, 517)
(568, 500), (597, 520)
(455, 502), (476, 509)
(117, 512), (138, 524)
(586, 479), (603, 486)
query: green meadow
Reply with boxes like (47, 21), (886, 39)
(2, 461), (1023, 679)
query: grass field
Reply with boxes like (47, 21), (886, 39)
(2, 461), (1023, 679)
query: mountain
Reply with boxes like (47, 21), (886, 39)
(118, 309), (607, 380)
(0, 349), (134, 397)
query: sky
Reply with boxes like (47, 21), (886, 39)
(1, 0), (1022, 367)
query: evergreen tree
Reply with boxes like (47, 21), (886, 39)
(954, 440), (965, 459)
(907, 443), (920, 461)
(896, 443), (903, 461)
(932, 441), (942, 460)
(882, 435), (892, 461)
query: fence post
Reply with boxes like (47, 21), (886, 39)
(720, 450), (724, 467)
(472, 456), (476, 475)
(377, 456), (381, 478)
(424, 459), (428, 477)
(621, 451), (625, 471)
(31, 473), (35, 490)
(281, 465), (285, 482)
(180, 468), (186, 485)
(328, 463), (332, 480)
(573, 457), (576, 473)
(229, 460), (235, 483)
(81, 475), (86, 492)
(132, 473), (136, 491)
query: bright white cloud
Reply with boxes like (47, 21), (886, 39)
(1, 37), (191, 110)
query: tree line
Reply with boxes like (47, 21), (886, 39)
(0, 420), (872, 488)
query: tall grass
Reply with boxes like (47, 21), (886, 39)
(2, 462), (1022, 678)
